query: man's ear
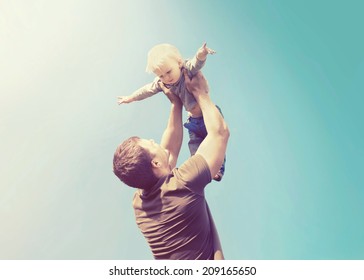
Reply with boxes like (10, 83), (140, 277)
(151, 160), (161, 168)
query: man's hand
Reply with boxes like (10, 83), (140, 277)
(158, 82), (182, 106)
(117, 96), (133, 105)
(196, 42), (216, 61)
(183, 70), (209, 96)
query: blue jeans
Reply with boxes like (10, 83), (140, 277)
(183, 106), (226, 176)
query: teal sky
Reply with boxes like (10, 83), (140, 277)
(1, 0), (363, 259)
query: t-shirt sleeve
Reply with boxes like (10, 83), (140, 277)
(174, 154), (212, 195)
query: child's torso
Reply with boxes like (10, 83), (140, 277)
(164, 70), (202, 117)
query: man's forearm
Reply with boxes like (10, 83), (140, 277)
(160, 103), (183, 168)
(185, 71), (229, 178)
(195, 94), (227, 137)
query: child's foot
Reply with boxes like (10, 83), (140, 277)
(213, 172), (223, 182)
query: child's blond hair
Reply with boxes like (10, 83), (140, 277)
(146, 43), (183, 73)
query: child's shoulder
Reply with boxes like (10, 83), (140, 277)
(150, 76), (162, 90)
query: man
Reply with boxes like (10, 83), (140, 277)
(113, 70), (230, 259)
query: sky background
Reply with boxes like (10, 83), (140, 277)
(1, 0), (363, 260)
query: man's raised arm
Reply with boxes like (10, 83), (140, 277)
(184, 71), (230, 179)
(159, 82), (183, 169)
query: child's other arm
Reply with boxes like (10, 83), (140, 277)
(196, 42), (216, 61)
(117, 78), (161, 105)
(185, 42), (216, 76)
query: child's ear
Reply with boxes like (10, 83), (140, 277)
(178, 59), (183, 67)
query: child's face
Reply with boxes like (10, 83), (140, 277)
(153, 57), (182, 85)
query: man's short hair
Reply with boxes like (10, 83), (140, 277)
(113, 136), (158, 189)
(145, 43), (183, 73)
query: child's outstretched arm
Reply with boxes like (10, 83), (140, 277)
(117, 78), (162, 105)
(185, 42), (216, 76)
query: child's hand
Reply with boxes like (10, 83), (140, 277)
(117, 96), (133, 105)
(197, 42), (216, 61)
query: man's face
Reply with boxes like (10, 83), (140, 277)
(153, 57), (182, 85)
(138, 139), (170, 168)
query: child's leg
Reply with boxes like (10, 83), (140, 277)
(184, 116), (206, 156)
(187, 129), (204, 156)
(217, 156), (226, 179)
(214, 105), (226, 180)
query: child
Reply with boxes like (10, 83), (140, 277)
(118, 43), (225, 181)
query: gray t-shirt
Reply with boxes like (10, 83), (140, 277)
(133, 154), (219, 260)
(130, 57), (206, 112)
